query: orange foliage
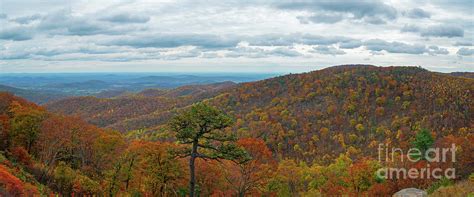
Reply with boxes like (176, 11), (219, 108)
(0, 164), (39, 195)
(195, 159), (225, 196)
(222, 138), (275, 196)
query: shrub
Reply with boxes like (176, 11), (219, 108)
(427, 177), (453, 194)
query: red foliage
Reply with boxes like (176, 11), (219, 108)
(10, 146), (33, 167)
(434, 134), (474, 178)
(237, 138), (274, 164)
(195, 159), (225, 196)
(0, 92), (38, 114)
(368, 182), (395, 196)
(222, 138), (276, 196)
(0, 115), (9, 151)
(321, 175), (348, 195)
(0, 164), (38, 195)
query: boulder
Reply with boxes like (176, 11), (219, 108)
(393, 188), (427, 197)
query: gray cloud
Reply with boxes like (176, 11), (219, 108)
(225, 47), (265, 58)
(0, 25), (454, 62)
(421, 25), (464, 37)
(247, 33), (353, 46)
(363, 40), (448, 56)
(430, 0), (474, 14)
(364, 17), (386, 24)
(339, 40), (362, 49)
(363, 39), (426, 54)
(0, 27), (33, 41)
(226, 46), (303, 58)
(0, 51), (30, 60)
(456, 48), (474, 56)
(401, 24), (464, 38)
(1, 46), (160, 62)
(11, 14), (41, 24)
(31, 49), (66, 57)
(37, 10), (105, 35)
(405, 8), (430, 19)
(278, 0), (397, 19)
(243, 34), (296, 46)
(310, 45), (346, 55)
(297, 13), (344, 24)
(400, 24), (420, 32)
(163, 49), (202, 60)
(102, 34), (240, 49)
(454, 41), (473, 46)
(37, 9), (73, 30)
(268, 47), (303, 57)
(28, 45), (121, 57)
(36, 9), (138, 36)
(427, 45), (449, 55)
(102, 33), (357, 50)
(0, 0), (469, 71)
(0, 43), (129, 61)
(100, 13), (150, 23)
(278, 0), (397, 25)
(201, 53), (219, 58)
(66, 21), (110, 36)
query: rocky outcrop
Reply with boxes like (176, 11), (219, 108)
(393, 188), (427, 197)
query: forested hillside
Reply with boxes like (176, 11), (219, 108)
(47, 65), (473, 161)
(46, 82), (236, 131)
(1, 65), (473, 196)
(208, 65), (472, 162)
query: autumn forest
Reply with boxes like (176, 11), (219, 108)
(0, 65), (473, 196)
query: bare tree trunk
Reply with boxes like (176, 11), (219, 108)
(125, 156), (135, 190)
(109, 161), (122, 197)
(189, 140), (198, 197)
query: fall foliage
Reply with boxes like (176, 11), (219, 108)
(0, 65), (473, 196)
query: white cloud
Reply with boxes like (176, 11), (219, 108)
(0, 0), (472, 72)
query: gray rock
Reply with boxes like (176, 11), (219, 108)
(393, 188), (428, 197)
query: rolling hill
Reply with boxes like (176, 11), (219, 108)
(46, 65), (473, 162)
(0, 84), (67, 104)
(45, 81), (236, 130)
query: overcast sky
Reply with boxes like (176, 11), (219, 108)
(0, 0), (473, 73)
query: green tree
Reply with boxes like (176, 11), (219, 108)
(412, 128), (434, 159)
(9, 102), (45, 153)
(169, 103), (249, 197)
(53, 162), (77, 194)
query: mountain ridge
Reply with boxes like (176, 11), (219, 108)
(45, 65), (473, 162)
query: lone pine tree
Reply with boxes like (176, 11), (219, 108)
(169, 103), (249, 197)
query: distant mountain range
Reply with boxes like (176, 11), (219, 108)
(448, 72), (474, 78)
(0, 73), (274, 103)
(0, 84), (66, 104)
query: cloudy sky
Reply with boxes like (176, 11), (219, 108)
(0, 0), (473, 73)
